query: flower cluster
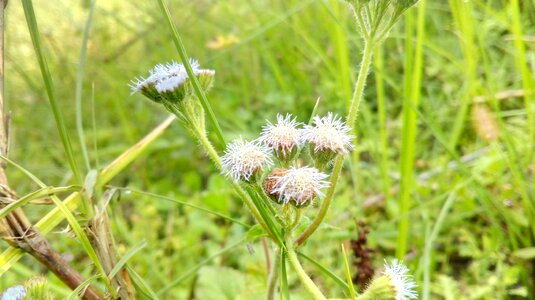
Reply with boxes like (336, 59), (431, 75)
(220, 112), (353, 206)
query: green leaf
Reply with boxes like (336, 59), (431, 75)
(512, 247), (535, 260)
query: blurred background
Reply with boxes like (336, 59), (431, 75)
(2, 0), (535, 299)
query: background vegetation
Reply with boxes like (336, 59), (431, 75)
(1, 0), (535, 299)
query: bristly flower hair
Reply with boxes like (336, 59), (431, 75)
(302, 112), (354, 154)
(258, 113), (302, 161)
(129, 59), (215, 103)
(221, 138), (273, 183)
(358, 259), (417, 300)
(383, 259), (418, 300)
(1, 285), (26, 300)
(265, 167), (330, 206)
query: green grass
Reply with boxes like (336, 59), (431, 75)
(2, 0), (535, 299)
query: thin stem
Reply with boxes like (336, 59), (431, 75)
(75, 0), (96, 172)
(286, 237), (326, 300)
(266, 249), (280, 300)
(347, 41), (374, 128)
(157, 0), (226, 148)
(187, 121), (278, 242)
(21, 0), (89, 214)
(296, 40), (375, 246)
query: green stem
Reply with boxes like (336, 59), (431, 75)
(157, 0), (226, 148)
(347, 41), (374, 128)
(286, 237), (326, 300)
(21, 0), (91, 216)
(295, 40), (375, 246)
(188, 121), (277, 242)
(266, 249), (280, 300)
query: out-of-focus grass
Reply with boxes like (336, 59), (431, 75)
(2, 0), (535, 299)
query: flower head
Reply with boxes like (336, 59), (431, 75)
(221, 138), (273, 182)
(129, 59), (215, 103)
(302, 112), (354, 155)
(259, 113), (302, 161)
(1, 285), (26, 300)
(383, 259), (417, 300)
(265, 167), (330, 206)
(359, 259), (417, 300)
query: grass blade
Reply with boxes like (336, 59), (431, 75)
(21, 0), (83, 186)
(0, 115), (174, 275)
(75, 0), (97, 171)
(396, 0), (426, 258)
(341, 244), (356, 299)
(108, 241), (146, 279)
(127, 265), (160, 300)
(297, 251), (350, 292)
(421, 191), (456, 300)
(0, 186), (79, 219)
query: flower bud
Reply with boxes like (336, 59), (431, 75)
(24, 277), (52, 300)
(259, 113), (302, 163)
(221, 138), (273, 183)
(263, 167), (330, 206)
(1, 285), (26, 300)
(302, 112), (354, 166)
(359, 260), (417, 300)
(129, 59), (215, 105)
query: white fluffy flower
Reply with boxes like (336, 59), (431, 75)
(221, 138), (273, 182)
(268, 167), (330, 205)
(1, 285), (26, 300)
(302, 112), (354, 154)
(129, 59), (214, 95)
(259, 113), (302, 158)
(383, 259), (418, 300)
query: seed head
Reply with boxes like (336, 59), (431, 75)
(129, 59), (215, 103)
(302, 112), (354, 155)
(221, 138), (273, 183)
(1, 285), (26, 300)
(359, 259), (417, 300)
(259, 113), (302, 161)
(266, 167), (330, 206)
(383, 259), (418, 300)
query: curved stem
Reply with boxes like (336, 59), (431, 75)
(190, 123), (277, 241)
(286, 237), (326, 300)
(296, 41), (375, 246)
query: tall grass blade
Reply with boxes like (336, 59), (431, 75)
(396, 0), (426, 259)
(421, 191), (456, 300)
(21, 0), (83, 186)
(75, 0), (97, 171)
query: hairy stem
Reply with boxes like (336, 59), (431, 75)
(190, 123), (277, 241)
(286, 237), (326, 300)
(296, 40), (374, 246)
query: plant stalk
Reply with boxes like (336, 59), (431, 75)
(296, 40), (374, 246)
(286, 236), (326, 300)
